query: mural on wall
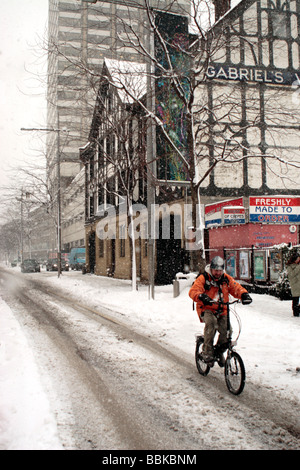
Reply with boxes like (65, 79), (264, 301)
(155, 11), (190, 182)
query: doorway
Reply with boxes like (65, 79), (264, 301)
(107, 238), (115, 277)
(88, 231), (96, 273)
(155, 214), (183, 285)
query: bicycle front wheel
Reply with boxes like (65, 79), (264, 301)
(224, 351), (245, 395)
(195, 337), (210, 376)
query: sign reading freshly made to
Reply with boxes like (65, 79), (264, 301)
(206, 64), (300, 86)
(249, 196), (300, 224)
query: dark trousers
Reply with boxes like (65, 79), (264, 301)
(202, 310), (230, 357)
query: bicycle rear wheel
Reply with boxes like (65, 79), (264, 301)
(224, 351), (245, 395)
(195, 337), (210, 376)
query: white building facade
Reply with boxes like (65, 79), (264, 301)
(196, 0), (300, 202)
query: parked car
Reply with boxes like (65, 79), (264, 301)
(46, 258), (69, 271)
(11, 259), (18, 267)
(62, 259), (70, 271)
(21, 259), (41, 273)
(68, 247), (86, 270)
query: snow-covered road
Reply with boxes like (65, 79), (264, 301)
(0, 266), (300, 450)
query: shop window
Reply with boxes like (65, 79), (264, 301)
(239, 251), (250, 279)
(225, 251), (237, 278)
(254, 251), (267, 281)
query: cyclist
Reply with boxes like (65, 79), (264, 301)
(189, 256), (252, 366)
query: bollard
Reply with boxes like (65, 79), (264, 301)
(173, 279), (180, 298)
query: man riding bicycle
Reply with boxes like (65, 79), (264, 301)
(189, 256), (252, 367)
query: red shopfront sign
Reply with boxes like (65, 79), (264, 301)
(205, 197), (243, 227)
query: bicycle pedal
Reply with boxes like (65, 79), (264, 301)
(202, 356), (214, 367)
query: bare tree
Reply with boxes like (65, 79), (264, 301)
(0, 220), (21, 264)
(0, 156), (56, 262)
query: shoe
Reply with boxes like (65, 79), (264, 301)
(202, 354), (214, 367)
(217, 354), (225, 368)
(293, 306), (300, 317)
(214, 345), (226, 367)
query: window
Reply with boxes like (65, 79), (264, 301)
(98, 139), (104, 172)
(89, 196), (94, 218)
(89, 158), (94, 179)
(271, 11), (288, 38)
(98, 187), (103, 207)
(144, 239), (148, 258)
(99, 238), (104, 258)
(143, 223), (148, 258)
(107, 177), (116, 206)
(98, 229), (104, 258)
(119, 224), (126, 257)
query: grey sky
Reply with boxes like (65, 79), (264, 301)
(0, 0), (48, 190)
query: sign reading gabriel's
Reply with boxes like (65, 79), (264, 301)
(206, 64), (300, 86)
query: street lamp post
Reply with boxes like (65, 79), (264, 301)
(16, 190), (34, 263)
(20, 124), (64, 278)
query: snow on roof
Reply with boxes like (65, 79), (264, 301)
(104, 58), (147, 104)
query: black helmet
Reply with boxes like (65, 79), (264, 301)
(210, 256), (224, 271)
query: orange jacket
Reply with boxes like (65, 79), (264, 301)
(189, 267), (248, 321)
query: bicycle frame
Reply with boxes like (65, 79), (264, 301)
(225, 300), (240, 348)
(195, 299), (246, 395)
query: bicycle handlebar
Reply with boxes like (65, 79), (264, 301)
(211, 299), (240, 306)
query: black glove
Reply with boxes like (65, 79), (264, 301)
(241, 293), (252, 305)
(199, 293), (214, 305)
